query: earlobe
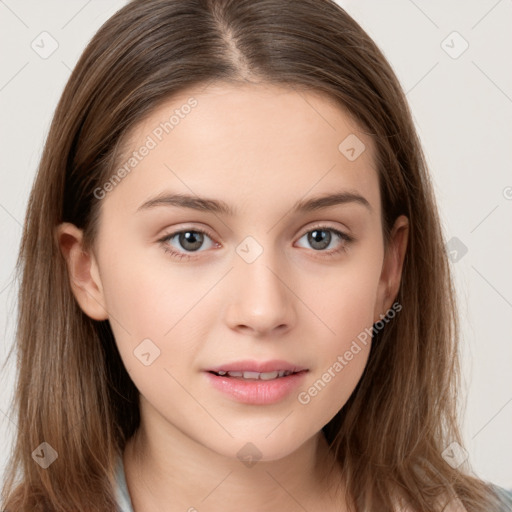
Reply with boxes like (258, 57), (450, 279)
(374, 215), (409, 322)
(55, 222), (109, 321)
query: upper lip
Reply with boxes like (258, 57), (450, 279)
(206, 359), (308, 374)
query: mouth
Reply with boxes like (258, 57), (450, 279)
(206, 359), (308, 376)
(204, 363), (309, 405)
(207, 369), (308, 380)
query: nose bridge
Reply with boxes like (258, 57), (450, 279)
(225, 234), (294, 333)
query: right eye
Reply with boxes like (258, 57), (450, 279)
(158, 228), (219, 261)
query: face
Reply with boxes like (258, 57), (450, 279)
(60, 81), (408, 462)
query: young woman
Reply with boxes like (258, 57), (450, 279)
(2, 0), (511, 510)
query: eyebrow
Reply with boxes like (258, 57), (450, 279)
(136, 190), (372, 215)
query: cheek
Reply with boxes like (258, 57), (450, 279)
(100, 244), (207, 336)
(296, 342), (370, 437)
(296, 285), (374, 431)
(98, 244), (222, 396)
(304, 245), (383, 344)
(294, 247), (382, 421)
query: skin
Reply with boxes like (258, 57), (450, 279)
(57, 81), (409, 512)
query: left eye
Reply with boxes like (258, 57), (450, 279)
(296, 227), (351, 252)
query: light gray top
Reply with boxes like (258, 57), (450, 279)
(113, 453), (512, 511)
(115, 455), (135, 512)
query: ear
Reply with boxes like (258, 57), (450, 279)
(55, 222), (109, 321)
(373, 215), (409, 323)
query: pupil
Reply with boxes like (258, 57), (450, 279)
(309, 229), (330, 250)
(180, 231), (203, 251)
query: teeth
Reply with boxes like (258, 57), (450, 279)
(260, 371), (280, 380)
(217, 370), (294, 380)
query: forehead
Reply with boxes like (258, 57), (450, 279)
(107, 81), (380, 217)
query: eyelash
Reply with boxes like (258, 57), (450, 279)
(158, 224), (354, 262)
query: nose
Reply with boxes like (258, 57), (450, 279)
(223, 248), (296, 337)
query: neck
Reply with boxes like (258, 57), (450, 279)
(123, 403), (348, 511)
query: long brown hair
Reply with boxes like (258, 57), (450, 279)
(1, 0), (507, 510)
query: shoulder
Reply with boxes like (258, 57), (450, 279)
(396, 498), (466, 512)
(393, 489), (467, 512)
(492, 485), (512, 510)
(397, 497), (467, 512)
(114, 454), (135, 512)
(397, 485), (512, 512)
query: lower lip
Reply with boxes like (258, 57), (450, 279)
(204, 371), (308, 405)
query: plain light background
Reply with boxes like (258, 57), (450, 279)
(1, 0), (511, 490)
